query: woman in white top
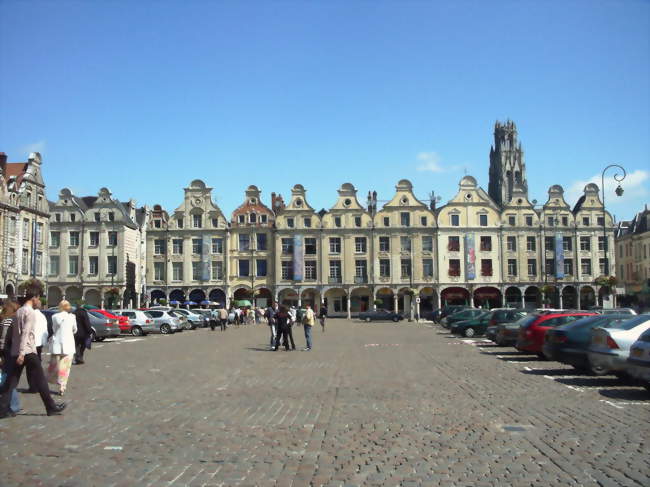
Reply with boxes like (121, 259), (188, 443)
(47, 300), (77, 396)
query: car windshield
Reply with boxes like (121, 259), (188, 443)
(88, 311), (104, 319)
(604, 315), (650, 331)
(515, 315), (538, 329)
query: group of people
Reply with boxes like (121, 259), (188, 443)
(0, 292), (94, 419)
(265, 302), (327, 351)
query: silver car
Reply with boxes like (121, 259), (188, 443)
(588, 315), (650, 376)
(144, 310), (182, 334)
(624, 328), (650, 392)
(170, 308), (206, 329)
(86, 310), (121, 340)
(113, 309), (158, 336)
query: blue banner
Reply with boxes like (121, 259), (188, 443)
(201, 235), (211, 281)
(293, 235), (304, 281)
(555, 232), (564, 278)
(464, 233), (476, 280)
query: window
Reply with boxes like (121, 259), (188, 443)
(192, 262), (201, 281)
(212, 218), (219, 228)
(256, 259), (267, 277)
(107, 256), (117, 275)
(154, 219), (162, 228)
(334, 216), (342, 228)
(286, 217), (295, 228)
(304, 217), (312, 228)
(193, 214), (202, 228)
(448, 236), (460, 252)
(178, 217), (185, 228)
(506, 236), (517, 251)
(545, 236), (554, 252)
(581, 258), (592, 275)
(50, 232), (60, 248)
(383, 216), (390, 227)
(89, 231), (99, 247)
(580, 236), (591, 251)
(212, 238), (223, 254)
(154, 262), (165, 281)
(68, 256), (78, 275)
(212, 261), (223, 280)
(481, 259), (493, 276)
(69, 231), (80, 247)
(172, 262), (183, 281)
(423, 258), (434, 277)
(450, 214), (460, 226)
(329, 260), (341, 278)
(400, 236), (411, 252)
(563, 237), (572, 251)
(598, 236), (606, 251)
(172, 239), (183, 254)
(354, 216), (362, 227)
(354, 237), (367, 253)
(8, 248), (15, 266)
(508, 215), (516, 226)
(239, 259), (250, 277)
(329, 237), (341, 254)
(49, 256), (59, 276)
(192, 238), (202, 254)
(69, 213), (75, 223)
(547, 216), (554, 226)
(281, 261), (293, 280)
(582, 217), (590, 226)
(22, 249), (29, 273)
(564, 259), (573, 276)
(479, 214), (488, 227)
(400, 259), (412, 278)
(526, 236), (536, 252)
(545, 259), (554, 276)
(35, 252), (43, 276)
(379, 236), (390, 252)
(94, 212), (101, 222)
(54, 214), (61, 223)
(480, 236), (492, 252)
(305, 260), (317, 280)
(449, 259), (461, 277)
(108, 212), (115, 222)
(507, 259), (517, 276)
(599, 258), (608, 275)
(260, 214), (268, 224)
(400, 212), (410, 227)
(281, 238), (293, 254)
(249, 213), (257, 224)
(422, 236), (433, 252)
(108, 231), (117, 246)
(355, 259), (367, 278)
(525, 215), (533, 226)
(305, 238), (317, 255)
(239, 234), (250, 251)
(238, 215), (245, 224)
(379, 259), (391, 277)
(89, 256), (98, 275)
(256, 233), (267, 251)
(421, 216), (428, 226)
(527, 259), (537, 276)
(597, 216), (605, 226)
(562, 216), (568, 226)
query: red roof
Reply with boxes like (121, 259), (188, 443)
(3, 162), (28, 186)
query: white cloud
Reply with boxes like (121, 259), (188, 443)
(416, 151), (461, 173)
(20, 140), (46, 154)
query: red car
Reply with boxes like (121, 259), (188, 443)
(516, 312), (596, 357)
(94, 309), (131, 334)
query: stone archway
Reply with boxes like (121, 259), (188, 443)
(5, 283), (15, 299)
(562, 286), (577, 309)
(233, 287), (252, 301)
(47, 286), (63, 307)
(169, 289), (185, 304)
(473, 287), (502, 309)
(254, 287), (273, 308)
(581, 286), (596, 309)
(150, 289), (167, 305)
(350, 287), (371, 313)
(418, 287), (436, 312)
(278, 288), (299, 307)
(505, 287), (522, 308)
(85, 289), (102, 307)
(300, 288), (319, 309)
(65, 286), (82, 304)
(375, 287), (394, 311)
(524, 286), (541, 309)
(208, 288), (226, 306)
(189, 288), (206, 304)
(441, 287), (470, 306)
(324, 288), (347, 314)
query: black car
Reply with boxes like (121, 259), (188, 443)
(442, 308), (484, 328)
(450, 312), (492, 337)
(485, 309), (528, 342)
(358, 309), (404, 322)
(439, 305), (472, 322)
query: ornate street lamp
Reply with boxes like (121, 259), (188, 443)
(601, 164), (626, 277)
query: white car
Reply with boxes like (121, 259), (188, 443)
(588, 315), (650, 376)
(625, 328), (650, 392)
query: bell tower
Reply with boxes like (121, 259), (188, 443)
(488, 120), (528, 207)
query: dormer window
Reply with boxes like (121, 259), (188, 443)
(193, 214), (202, 228)
(562, 216), (568, 226)
(70, 213), (76, 223)
(260, 214), (268, 224)
(421, 216), (427, 226)
(354, 216), (362, 227)
(108, 212), (115, 222)
(287, 217), (295, 228)
(94, 212), (101, 222)
(334, 216), (342, 228)
(238, 215), (245, 224)
(249, 213), (257, 223)
(450, 214), (460, 227)
(383, 217), (390, 227)
(304, 217), (312, 228)
(55, 213), (61, 222)
(154, 220), (162, 228)
(479, 214), (488, 227)
(582, 217), (590, 226)
(178, 218), (184, 229)
(400, 212), (410, 227)
(212, 218), (219, 227)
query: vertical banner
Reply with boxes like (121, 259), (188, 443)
(464, 233), (476, 280)
(555, 232), (565, 278)
(293, 234), (304, 281)
(201, 235), (211, 281)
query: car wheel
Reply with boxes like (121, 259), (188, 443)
(160, 324), (171, 334)
(464, 328), (475, 338)
(131, 326), (143, 337)
(365, 317), (372, 323)
(392, 316), (399, 322)
(589, 363), (608, 376)
(495, 335), (505, 346)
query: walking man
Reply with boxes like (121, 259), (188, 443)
(73, 306), (92, 365)
(266, 302), (278, 350)
(319, 303), (328, 332)
(302, 304), (315, 351)
(0, 292), (65, 418)
(219, 307), (228, 331)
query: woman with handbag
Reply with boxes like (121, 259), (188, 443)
(47, 300), (77, 396)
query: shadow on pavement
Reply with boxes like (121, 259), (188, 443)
(245, 347), (271, 352)
(521, 368), (579, 376)
(554, 376), (624, 388)
(599, 388), (650, 401)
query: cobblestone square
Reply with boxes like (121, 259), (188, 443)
(1, 320), (648, 486)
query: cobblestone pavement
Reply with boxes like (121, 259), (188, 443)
(1, 320), (648, 487)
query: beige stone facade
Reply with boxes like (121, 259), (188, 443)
(616, 206), (650, 308)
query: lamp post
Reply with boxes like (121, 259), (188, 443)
(600, 165), (626, 277)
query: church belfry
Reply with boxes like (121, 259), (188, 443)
(488, 120), (528, 207)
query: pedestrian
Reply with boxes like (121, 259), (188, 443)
(302, 304), (315, 351)
(0, 301), (21, 415)
(319, 303), (328, 332)
(0, 292), (65, 418)
(73, 306), (92, 365)
(234, 307), (242, 326)
(288, 305), (297, 326)
(266, 302), (278, 350)
(26, 298), (49, 393)
(274, 306), (291, 351)
(210, 308), (218, 331)
(219, 307), (228, 331)
(47, 300), (77, 396)
(255, 307), (262, 325)
(286, 310), (297, 351)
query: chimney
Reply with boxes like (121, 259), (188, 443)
(0, 152), (6, 175)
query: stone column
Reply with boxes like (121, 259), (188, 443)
(520, 288), (525, 310)
(558, 286), (563, 309)
(346, 294), (351, 320)
(577, 286), (581, 309)
(416, 299), (421, 322)
(436, 290), (441, 310)
(393, 294), (398, 313)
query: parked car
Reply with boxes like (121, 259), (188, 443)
(143, 310), (183, 334)
(542, 314), (633, 371)
(485, 309), (528, 341)
(87, 310), (121, 340)
(442, 308), (483, 328)
(113, 309), (158, 336)
(450, 312), (492, 337)
(516, 312), (596, 357)
(358, 309), (404, 322)
(624, 328), (650, 392)
(191, 309), (214, 327)
(588, 314), (650, 376)
(599, 308), (637, 316)
(93, 309), (131, 334)
(439, 305), (472, 322)
(421, 308), (441, 323)
(493, 315), (538, 347)
(151, 307), (205, 329)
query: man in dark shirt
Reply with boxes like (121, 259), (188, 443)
(73, 307), (92, 365)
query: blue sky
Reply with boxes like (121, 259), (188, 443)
(1, 0), (648, 221)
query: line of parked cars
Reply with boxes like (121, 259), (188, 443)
(436, 305), (650, 393)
